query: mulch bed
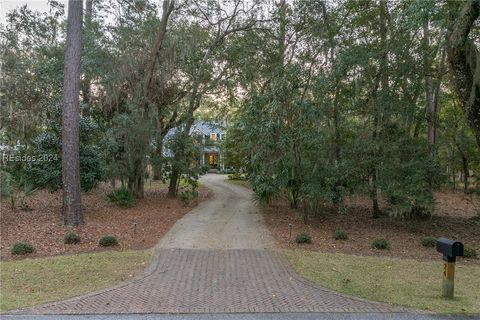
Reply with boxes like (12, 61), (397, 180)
(1, 182), (213, 261)
(263, 191), (480, 264)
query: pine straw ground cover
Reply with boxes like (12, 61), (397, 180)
(263, 191), (480, 264)
(0, 181), (213, 260)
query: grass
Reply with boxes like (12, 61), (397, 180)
(0, 249), (153, 312)
(285, 250), (480, 314)
(225, 179), (250, 188)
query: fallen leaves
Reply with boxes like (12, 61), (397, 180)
(1, 183), (212, 261)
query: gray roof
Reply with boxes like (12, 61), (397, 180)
(163, 120), (224, 157)
(191, 121), (224, 136)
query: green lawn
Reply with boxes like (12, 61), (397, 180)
(285, 250), (480, 314)
(0, 249), (152, 312)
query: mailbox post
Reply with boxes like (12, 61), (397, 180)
(436, 237), (464, 298)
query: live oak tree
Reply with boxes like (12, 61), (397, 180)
(447, 0), (480, 148)
(1, 0), (479, 222)
(62, 0), (84, 225)
(166, 0), (261, 197)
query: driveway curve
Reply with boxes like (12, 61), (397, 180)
(17, 174), (411, 315)
(157, 174), (274, 250)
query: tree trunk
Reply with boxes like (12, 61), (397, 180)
(167, 167), (180, 198)
(452, 168), (456, 190)
(144, 0), (175, 100)
(81, 0), (93, 116)
(136, 173), (145, 199)
(62, 0), (84, 226)
(462, 154), (469, 193)
(371, 170), (381, 218)
(424, 21), (437, 155)
(457, 144), (470, 193)
(278, 0), (287, 66)
(152, 141), (164, 180)
(370, 0), (388, 219)
(168, 113), (195, 197)
(447, 1), (480, 148)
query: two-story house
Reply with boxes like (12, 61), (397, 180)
(164, 120), (225, 172)
(191, 121), (225, 171)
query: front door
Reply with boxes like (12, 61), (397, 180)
(207, 153), (218, 168)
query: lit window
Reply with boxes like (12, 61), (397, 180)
(210, 133), (217, 141)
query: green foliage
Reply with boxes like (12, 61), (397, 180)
(223, 121), (249, 170)
(228, 172), (245, 180)
(102, 110), (152, 198)
(179, 189), (198, 206)
(178, 174), (199, 206)
(1, 0), (479, 238)
(0, 163), (35, 210)
(463, 247), (478, 259)
(24, 106), (104, 192)
(295, 232), (312, 244)
(199, 165), (210, 175)
(334, 229), (348, 240)
(166, 131), (202, 176)
(0, 2), (65, 142)
(164, 130), (202, 197)
(371, 238), (390, 250)
(64, 233), (81, 245)
(11, 242), (34, 255)
(438, 96), (480, 191)
(99, 235), (118, 247)
(379, 138), (443, 218)
(421, 237), (437, 248)
(107, 187), (135, 207)
(231, 0), (452, 221)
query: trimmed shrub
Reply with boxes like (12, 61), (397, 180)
(107, 187), (135, 207)
(371, 238), (390, 250)
(11, 242), (34, 255)
(295, 232), (312, 244)
(464, 247), (478, 259)
(99, 235), (118, 247)
(179, 189), (198, 206)
(421, 236), (436, 248)
(64, 233), (81, 244)
(334, 229), (348, 240)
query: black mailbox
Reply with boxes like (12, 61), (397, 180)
(436, 237), (464, 262)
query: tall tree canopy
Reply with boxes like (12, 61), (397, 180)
(0, 0), (479, 223)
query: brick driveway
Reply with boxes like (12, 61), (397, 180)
(23, 249), (408, 314)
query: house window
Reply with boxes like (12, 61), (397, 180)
(210, 133), (217, 141)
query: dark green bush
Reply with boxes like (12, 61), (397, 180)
(179, 189), (198, 206)
(421, 236), (436, 248)
(99, 235), (118, 247)
(464, 247), (478, 259)
(11, 242), (34, 255)
(26, 107), (104, 192)
(107, 187), (135, 207)
(371, 238), (390, 250)
(64, 233), (81, 244)
(334, 229), (348, 240)
(295, 232), (312, 244)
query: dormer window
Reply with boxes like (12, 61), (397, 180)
(210, 133), (217, 141)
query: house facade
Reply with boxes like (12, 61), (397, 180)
(164, 121), (225, 171)
(191, 121), (225, 171)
